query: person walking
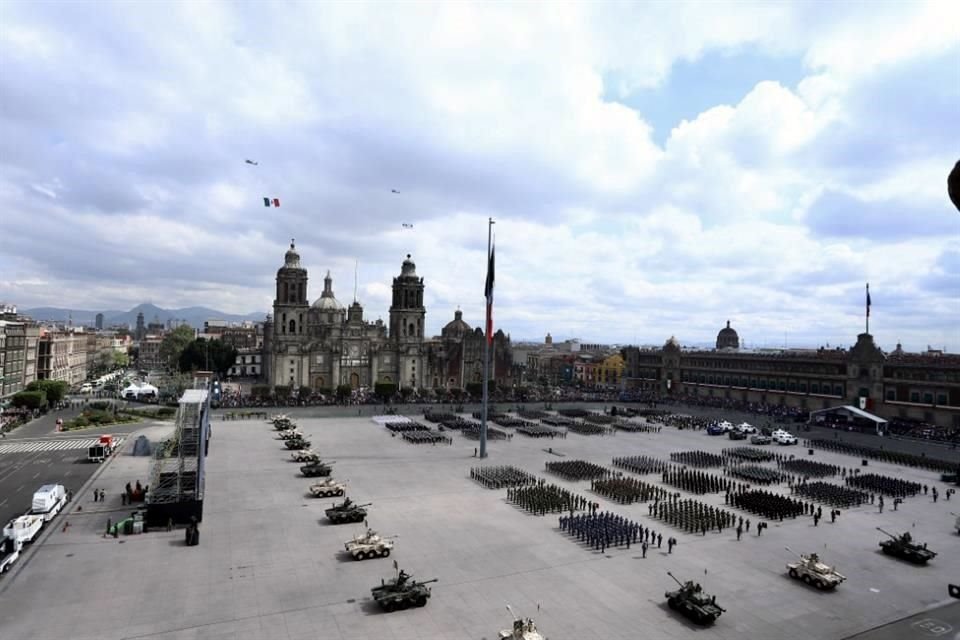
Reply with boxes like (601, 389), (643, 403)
(642, 541), (648, 558)
(736, 525), (743, 541)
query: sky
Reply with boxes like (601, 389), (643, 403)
(1, 1), (958, 352)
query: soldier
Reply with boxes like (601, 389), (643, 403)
(736, 525), (743, 541)
(878, 496), (884, 513)
(667, 537), (675, 554)
(657, 533), (663, 548)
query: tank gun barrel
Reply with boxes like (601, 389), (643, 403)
(875, 527), (897, 539)
(666, 571), (684, 587)
(414, 578), (439, 585)
(356, 502), (373, 507)
(784, 546), (801, 558)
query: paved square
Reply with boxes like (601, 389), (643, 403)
(1, 411), (957, 640)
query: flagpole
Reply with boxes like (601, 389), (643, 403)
(866, 283), (870, 335)
(480, 218), (493, 459)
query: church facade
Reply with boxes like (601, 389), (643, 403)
(262, 242), (512, 391)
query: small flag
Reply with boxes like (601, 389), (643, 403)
(401, 223), (414, 229)
(484, 242), (495, 345)
(866, 284), (871, 318)
(263, 198), (280, 207)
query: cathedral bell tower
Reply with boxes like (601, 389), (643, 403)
(389, 254), (426, 388)
(271, 240), (310, 386)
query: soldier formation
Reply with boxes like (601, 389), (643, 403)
(400, 430), (453, 445)
(846, 473), (923, 498)
(810, 439), (958, 473)
(545, 459), (612, 481)
(559, 511), (660, 552)
(592, 476), (671, 504)
(613, 422), (662, 433)
(517, 424), (565, 438)
(493, 416), (533, 428)
(722, 447), (776, 462)
(729, 489), (805, 520)
(471, 466), (537, 490)
(779, 458), (840, 478)
(565, 421), (612, 436)
(612, 455), (670, 475)
(507, 482), (589, 515)
(385, 421), (430, 433)
(650, 497), (737, 534)
(791, 481), (869, 508)
(669, 451), (725, 467)
(662, 467), (732, 494)
(726, 464), (783, 485)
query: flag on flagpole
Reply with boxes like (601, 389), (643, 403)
(866, 283), (871, 318)
(263, 197), (280, 207)
(484, 242), (495, 346)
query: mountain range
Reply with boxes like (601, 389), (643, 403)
(23, 303), (266, 330)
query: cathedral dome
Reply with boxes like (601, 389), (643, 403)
(716, 320), (739, 350)
(664, 335), (681, 352)
(312, 270), (343, 311)
(282, 240), (302, 270)
(442, 309), (471, 338)
(399, 254), (417, 278)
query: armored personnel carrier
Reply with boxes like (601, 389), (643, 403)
(344, 527), (394, 560)
(785, 547), (845, 590)
(278, 428), (303, 440)
(877, 528), (937, 564)
(498, 605), (547, 640)
(325, 497), (371, 524)
(285, 436), (311, 450)
(270, 416), (294, 430)
(310, 478), (347, 498)
(301, 460), (334, 477)
(370, 565), (437, 611)
(290, 449), (320, 463)
(665, 572), (725, 625)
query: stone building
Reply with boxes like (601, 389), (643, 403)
(622, 321), (960, 428)
(262, 242), (512, 392)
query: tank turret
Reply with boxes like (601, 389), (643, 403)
(325, 498), (371, 524)
(344, 528), (396, 560)
(498, 605), (547, 640)
(370, 564), (437, 611)
(309, 477), (346, 498)
(301, 460), (335, 477)
(664, 571), (725, 625)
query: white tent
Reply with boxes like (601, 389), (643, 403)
(137, 383), (159, 396)
(122, 384), (141, 398)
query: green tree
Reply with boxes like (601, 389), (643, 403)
(90, 350), (114, 377)
(251, 384), (272, 400)
(26, 380), (68, 407)
(177, 338), (238, 378)
(298, 385), (313, 401)
(374, 382), (397, 402)
(113, 351), (129, 368)
(159, 325), (195, 371)
(12, 390), (46, 410)
(335, 384), (353, 402)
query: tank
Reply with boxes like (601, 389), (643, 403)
(285, 436), (311, 450)
(344, 527), (395, 560)
(301, 460), (335, 477)
(278, 428), (303, 440)
(664, 572), (725, 625)
(310, 478), (347, 498)
(290, 449), (320, 463)
(877, 528), (937, 564)
(325, 497), (371, 524)
(370, 564), (437, 612)
(785, 547), (845, 590)
(270, 416), (294, 430)
(498, 605), (547, 640)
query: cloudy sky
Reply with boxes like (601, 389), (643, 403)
(1, 1), (958, 351)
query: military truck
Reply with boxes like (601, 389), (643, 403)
(665, 572), (725, 625)
(370, 564), (437, 612)
(285, 436), (311, 450)
(301, 460), (335, 477)
(290, 449), (320, 463)
(344, 528), (394, 560)
(498, 605), (547, 640)
(785, 547), (845, 590)
(877, 528), (937, 564)
(310, 478), (347, 498)
(325, 497), (371, 524)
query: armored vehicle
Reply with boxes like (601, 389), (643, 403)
(877, 528), (937, 564)
(325, 497), (371, 524)
(953, 512), (960, 535)
(278, 428), (303, 440)
(344, 527), (394, 560)
(665, 572), (725, 625)
(370, 565), (437, 611)
(498, 605), (547, 640)
(285, 436), (311, 450)
(290, 449), (320, 463)
(785, 547), (845, 590)
(310, 478), (347, 498)
(301, 460), (334, 477)
(270, 415), (294, 430)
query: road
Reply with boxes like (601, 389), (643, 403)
(844, 600), (960, 640)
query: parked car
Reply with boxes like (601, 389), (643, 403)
(772, 430), (798, 445)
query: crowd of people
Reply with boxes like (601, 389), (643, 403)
(545, 459), (612, 481)
(845, 473), (923, 498)
(791, 480), (870, 508)
(507, 482), (589, 515)
(592, 476), (671, 505)
(661, 467), (733, 494)
(778, 458), (841, 478)
(809, 438), (959, 473)
(612, 455), (669, 475)
(559, 511), (666, 554)
(669, 450), (724, 467)
(649, 497), (737, 535)
(470, 465), (537, 490)
(728, 488), (805, 521)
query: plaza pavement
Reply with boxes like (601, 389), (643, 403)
(0, 410), (957, 640)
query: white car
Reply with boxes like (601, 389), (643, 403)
(717, 421), (735, 433)
(736, 422), (757, 434)
(772, 429), (798, 445)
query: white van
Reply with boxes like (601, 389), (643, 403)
(771, 429), (798, 445)
(32, 484), (68, 522)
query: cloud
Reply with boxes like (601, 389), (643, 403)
(0, 1), (958, 353)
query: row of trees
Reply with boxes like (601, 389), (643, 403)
(153, 325), (238, 378)
(10, 380), (69, 410)
(243, 381), (500, 404)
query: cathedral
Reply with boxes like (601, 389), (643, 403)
(262, 242), (512, 392)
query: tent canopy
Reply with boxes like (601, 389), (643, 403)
(809, 405), (888, 425)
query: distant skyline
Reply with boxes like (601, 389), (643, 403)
(1, 2), (958, 352)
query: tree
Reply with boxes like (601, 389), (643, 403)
(298, 385), (312, 402)
(251, 385), (272, 400)
(159, 325), (195, 371)
(374, 382), (398, 402)
(177, 338), (238, 378)
(12, 390), (46, 410)
(336, 384), (353, 402)
(113, 351), (129, 368)
(26, 380), (68, 407)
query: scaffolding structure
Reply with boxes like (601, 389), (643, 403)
(145, 381), (211, 526)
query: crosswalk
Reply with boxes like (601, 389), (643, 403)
(0, 436), (126, 455)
